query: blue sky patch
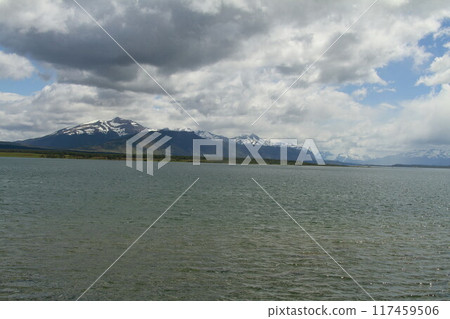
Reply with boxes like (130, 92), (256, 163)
(341, 19), (449, 106)
(0, 45), (54, 96)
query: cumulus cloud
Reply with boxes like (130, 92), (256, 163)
(417, 52), (450, 86)
(352, 88), (368, 100)
(0, 82), (193, 141)
(1, 0), (445, 90)
(0, 0), (449, 158)
(0, 0), (77, 34)
(0, 51), (36, 80)
(0, 0), (267, 77)
(395, 84), (450, 146)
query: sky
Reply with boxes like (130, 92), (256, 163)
(0, 0), (449, 159)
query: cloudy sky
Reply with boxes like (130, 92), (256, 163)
(0, 0), (449, 159)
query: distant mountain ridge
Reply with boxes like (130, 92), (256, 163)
(343, 149), (450, 166)
(18, 118), (308, 162)
(16, 117), (450, 166)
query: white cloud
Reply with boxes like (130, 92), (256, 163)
(0, 0), (450, 158)
(0, 91), (26, 103)
(352, 87), (368, 100)
(0, 0), (77, 33)
(417, 52), (450, 86)
(0, 51), (36, 80)
(396, 84), (450, 146)
(0, 83), (195, 141)
(433, 26), (450, 39)
(374, 86), (396, 93)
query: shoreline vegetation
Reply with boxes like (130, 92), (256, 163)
(0, 148), (318, 165)
(1, 148), (449, 168)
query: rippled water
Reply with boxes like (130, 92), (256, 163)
(0, 158), (448, 300)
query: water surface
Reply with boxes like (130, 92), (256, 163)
(0, 158), (448, 300)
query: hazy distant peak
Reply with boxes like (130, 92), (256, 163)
(233, 133), (269, 146)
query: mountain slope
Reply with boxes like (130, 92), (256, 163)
(21, 117), (146, 149)
(335, 149), (450, 166)
(16, 118), (450, 166)
(79, 128), (305, 161)
(367, 149), (450, 166)
(0, 141), (47, 150)
(14, 119), (341, 163)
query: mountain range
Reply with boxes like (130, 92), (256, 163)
(5, 117), (449, 166)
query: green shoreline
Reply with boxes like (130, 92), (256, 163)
(0, 149), (326, 166)
(1, 149), (449, 168)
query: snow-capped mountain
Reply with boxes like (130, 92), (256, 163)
(194, 130), (228, 140)
(333, 148), (450, 166)
(55, 117), (146, 137)
(233, 133), (268, 145)
(404, 149), (450, 159)
(21, 117), (147, 149)
(366, 149), (450, 166)
(165, 128), (227, 140)
(17, 118), (450, 166)
(232, 133), (301, 149)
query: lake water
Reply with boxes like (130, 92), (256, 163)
(0, 158), (448, 300)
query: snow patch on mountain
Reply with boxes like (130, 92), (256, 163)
(194, 130), (228, 140)
(231, 133), (301, 148)
(20, 117), (450, 166)
(403, 148), (450, 159)
(233, 133), (269, 146)
(55, 117), (146, 137)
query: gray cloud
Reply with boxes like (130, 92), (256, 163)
(0, 0), (267, 82)
(0, 51), (36, 80)
(0, 0), (449, 158)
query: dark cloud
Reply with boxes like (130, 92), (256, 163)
(1, 0), (449, 157)
(0, 0), (267, 88)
